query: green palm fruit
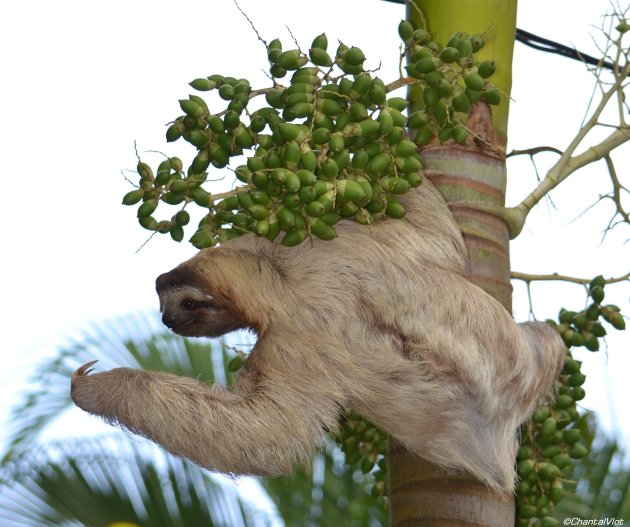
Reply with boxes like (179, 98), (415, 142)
(563, 428), (582, 444)
(329, 132), (345, 152)
(209, 144), (229, 168)
(350, 102), (368, 121)
(569, 373), (586, 386)
(310, 32), (328, 50)
(413, 29), (430, 44)
(375, 111), (393, 137)
(551, 453), (570, 469)
(283, 141), (302, 164)
(166, 122), (184, 142)
(466, 88), (482, 104)
(572, 386), (586, 401)
(139, 216), (158, 230)
(464, 72), (485, 91)
(332, 149), (349, 171)
(265, 89), (285, 109)
(179, 98), (205, 118)
(190, 150), (210, 173)
(312, 127), (331, 145)
(440, 47), (459, 63)
(367, 153), (390, 174)
(343, 47), (365, 66)
(299, 186), (316, 203)
(456, 37), (474, 58)
(590, 285), (605, 303)
(123, 189), (145, 205)
(137, 199), (158, 218)
(292, 102), (314, 118)
(405, 172), (423, 187)
(414, 126), (434, 146)
(281, 228), (307, 246)
(337, 180), (366, 204)
(269, 64), (287, 78)
(396, 140), (417, 158)
(218, 84), (235, 101)
(538, 462), (561, 481)
(189, 78), (216, 91)
(306, 200), (326, 217)
(369, 82), (386, 104)
(590, 321), (606, 337)
(296, 169), (317, 186)
(309, 48), (332, 66)
(584, 333), (599, 351)
(569, 444), (588, 458)
(169, 180), (187, 194)
(250, 190), (270, 206)
(452, 92), (471, 113)
(319, 98), (342, 116)
(555, 394), (574, 409)
(483, 88), (501, 105)
(517, 459), (535, 477)
(320, 158), (339, 179)
(470, 34), (485, 51)
(477, 60), (496, 78)
(309, 217), (337, 240)
(398, 20), (414, 42)
(276, 50), (300, 70)
(191, 188), (211, 207)
(301, 150), (318, 171)
(284, 171), (301, 192)
(452, 126), (468, 145)
(416, 56), (439, 73)
(564, 358), (581, 374)
(137, 162), (153, 180)
(423, 86), (439, 108)
(436, 79), (452, 98)
(385, 97), (406, 112)
(248, 204), (269, 221)
(169, 224), (184, 242)
(277, 207), (296, 231)
(407, 111), (429, 129)
(184, 130), (210, 148)
(397, 156), (422, 174)
(351, 74), (372, 97)
(541, 417), (557, 437)
(589, 275), (606, 289)
(234, 126), (254, 149)
(385, 197), (405, 219)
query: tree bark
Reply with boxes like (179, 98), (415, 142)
(388, 1), (518, 525)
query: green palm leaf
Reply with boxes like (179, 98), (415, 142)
(0, 437), (271, 527)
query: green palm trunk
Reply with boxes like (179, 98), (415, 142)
(388, 1), (518, 525)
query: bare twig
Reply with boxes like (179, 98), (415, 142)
(511, 270), (630, 285)
(232, 0), (267, 47)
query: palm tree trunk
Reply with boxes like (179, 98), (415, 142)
(388, 1), (518, 525)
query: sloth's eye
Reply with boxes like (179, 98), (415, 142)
(181, 299), (199, 310)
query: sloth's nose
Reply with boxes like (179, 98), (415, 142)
(162, 312), (177, 329)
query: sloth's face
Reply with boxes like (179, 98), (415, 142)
(156, 269), (246, 338)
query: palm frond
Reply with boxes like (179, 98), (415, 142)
(0, 437), (273, 527)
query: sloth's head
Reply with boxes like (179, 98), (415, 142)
(156, 265), (246, 338)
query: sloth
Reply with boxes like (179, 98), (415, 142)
(71, 179), (565, 494)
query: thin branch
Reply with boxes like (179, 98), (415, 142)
(511, 271), (630, 285)
(232, 0), (267, 47)
(507, 146), (563, 158)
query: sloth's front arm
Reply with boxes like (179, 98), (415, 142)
(70, 333), (343, 475)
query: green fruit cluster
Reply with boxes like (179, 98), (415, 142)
(398, 21), (501, 145)
(123, 21), (499, 248)
(516, 277), (626, 526)
(337, 412), (389, 500)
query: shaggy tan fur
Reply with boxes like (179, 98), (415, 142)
(71, 179), (565, 493)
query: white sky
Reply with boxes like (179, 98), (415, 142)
(0, 0), (628, 472)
